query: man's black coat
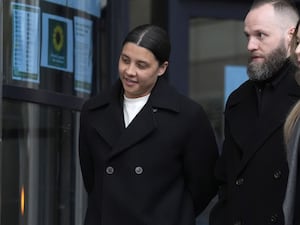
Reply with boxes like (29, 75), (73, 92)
(210, 61), (300, 225)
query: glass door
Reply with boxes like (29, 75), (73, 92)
(1, 100), (86, 225)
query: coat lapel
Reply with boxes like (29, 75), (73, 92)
(93, 98), (125, 148)
(227, 70), (300, 175)
(108, 102), (157, 158)
(237, 93), (294, 173)
(108, 77), (179, 159)
(226, 81), (258, 159)
(90, 77), (179, 159)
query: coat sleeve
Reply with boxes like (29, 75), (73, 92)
(78, 107), (95, 194)
(183, 105), (219, 215)
(209, 115), (230, 225)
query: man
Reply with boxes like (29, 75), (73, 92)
(209, 0), (300, 224)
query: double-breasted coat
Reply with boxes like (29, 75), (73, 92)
(79, 77), (219, 225)
(209, 60), (300, 225)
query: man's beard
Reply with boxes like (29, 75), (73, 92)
(247, 44), (287, 81)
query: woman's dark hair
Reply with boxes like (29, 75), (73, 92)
(122, 24), (171, 65)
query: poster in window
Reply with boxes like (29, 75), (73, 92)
(68, 0), (101, 17)
(74, 16), (93, 94)
(41, 13), (73, 72)
(11, 2), (40, 83)
(44, 0), (67, 6)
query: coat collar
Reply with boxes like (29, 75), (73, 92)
(148, 76), (180, 112)
(227, 59), (299, 107)
(225, 61), (300, 174)
(84, 77), (180, 113)
(84, 77), (181, 159)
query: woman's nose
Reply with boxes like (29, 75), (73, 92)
(125, 63), (136, 75)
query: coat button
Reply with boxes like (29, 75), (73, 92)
(234, 220), (243, 225)
(235, 178), (244, 186)
(106, 166), (114, 175)
(270, 214), (278, 223)
(152, 108), (158, 113)
(273, 170), (282, 179)
(135, 166), (143, 175)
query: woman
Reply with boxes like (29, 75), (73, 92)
(79, 24), (219, 225)
(283, 19), (300, 225)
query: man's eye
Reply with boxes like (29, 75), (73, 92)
(258, 32), (266, 39)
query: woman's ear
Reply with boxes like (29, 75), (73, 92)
(158, 61), (169, 76)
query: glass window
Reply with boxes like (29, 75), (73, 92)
(2, 0), (103, 98)
(189, 18), (248, 143)
(189, 18), (248, 225)
(0, 99), (86, 225)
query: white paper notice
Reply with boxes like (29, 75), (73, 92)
(74, 17), (93, 94)
(68, 0), (101, 17)
(11, 3), (40, 83)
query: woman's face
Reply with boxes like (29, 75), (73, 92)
(119, 42), (168, 98)
(295, 28), (300, 67)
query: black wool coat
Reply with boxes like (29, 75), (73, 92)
(79, 77), (219, 225)
(210, 60), (300, 225)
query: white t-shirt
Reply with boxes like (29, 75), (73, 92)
(123, 94), (150, 127)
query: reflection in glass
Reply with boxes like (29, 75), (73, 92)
(1, 100), (86, 225)
(3, 0), (99, 98)
(189, 18), (248, 225)
(189, 18), (248, 143)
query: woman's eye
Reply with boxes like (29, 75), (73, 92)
(137, 63), (147, 69)
(122, 56), (130, 64)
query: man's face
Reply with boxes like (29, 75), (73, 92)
(247, 40), (287, 81)
(244, 4), (289, 81)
